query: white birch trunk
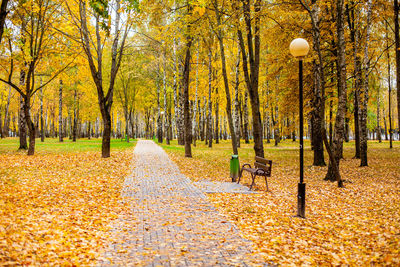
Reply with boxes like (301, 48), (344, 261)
(59, 79), (63, 142)
(192, 45), (199, 146)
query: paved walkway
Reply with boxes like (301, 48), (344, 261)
(99, 140), (264, 266)
(193, 181), (260, 194)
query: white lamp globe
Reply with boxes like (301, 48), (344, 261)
(289, 38), (310, 58)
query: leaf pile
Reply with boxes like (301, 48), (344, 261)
(164, 140), (400, 265)
(0, 150), (133, 265)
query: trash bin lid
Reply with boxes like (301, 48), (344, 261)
(231, 155), (239, 159)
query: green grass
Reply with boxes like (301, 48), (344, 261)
(161, 138), (400, 163)
(0, 137), (136, 154)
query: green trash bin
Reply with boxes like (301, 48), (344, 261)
(230, 155), (240, 182)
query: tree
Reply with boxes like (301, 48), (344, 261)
(359, 0), (373, 167)
(300, 0), (326, 166)
(182, 3), (193, 158)
(0, 0), (73, 155)
(394, 0), (400, 138)
(211, 0), (238, 155)
(73, 0), (132, 157)
(236, 0), (264, 157)
(346, 0), (362, 159)
(324, 0), (345, 187)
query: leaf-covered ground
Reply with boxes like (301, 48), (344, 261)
(0, 138), (135, 265)
(161, 140), (400, 265)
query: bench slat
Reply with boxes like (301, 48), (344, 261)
(254, 162), (271, 175)
(255, 156), (272, 165)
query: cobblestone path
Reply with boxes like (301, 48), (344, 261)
(99, 140), (265, 266)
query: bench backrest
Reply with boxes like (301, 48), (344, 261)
(254, 156), (272, 175)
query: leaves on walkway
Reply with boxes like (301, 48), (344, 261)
(165, 141), (400, 265)
(0, 150), (133, 265)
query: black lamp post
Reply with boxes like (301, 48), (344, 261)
(290, 38), (310, 218)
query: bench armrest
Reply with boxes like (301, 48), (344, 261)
(241, 163), (252, 169)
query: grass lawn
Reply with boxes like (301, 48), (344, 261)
(161, 139), (400, 265)
(0, 138), (136, 265)
(0, 137), (135, 153)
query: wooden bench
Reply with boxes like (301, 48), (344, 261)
(238, 156), (272, 190)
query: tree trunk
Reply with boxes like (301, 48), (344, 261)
(199, 98), (204, 142)
(347, 2), (361, 158)
(178, 66), (185, 145)
(383, 105), (388, 140)
(102, 113), (111, 158)
(265, 82), (271, 144)
(387, 22), (393, 149)
(237, 0), (264, 157)
(125, 111), (130, 142)
(173, 37), (183, 145)
(0, 0), (9, 45)
(59, 79), (63, 142)
(354, 87), (360, 157)
(192, 47), (199, 147)
(163, 54), (169, 145)
(359, 0), (372, 167)
(302, 1), (326, 166)
(157, 67), (162, 143)
(214, 88), (219, 144)
(3, 85), (11, 137)
(325, 0), (348, 182)
(19, 95), (28, 150)
(243, 91), (249, 144)
(322, 128), (343, 187)
(377, 85), (382, 143)
(345, 117), (350, 142)
(292, 113), (296, 142)
(182, 19), (193, 157)
(88, 121), (91, 139)
(395, 0), (400, 137)
(274, 106), (279, 146)
(328, 98), (333, 146)
(234, 50), (241, 148)
(214, 1), (237, 154)
(311, 61), (325, 166)
(40, 81), (44, 142)
(207, 50), (213, 148)
(72, 88), (78, 142)
(23, 95), (35, 156)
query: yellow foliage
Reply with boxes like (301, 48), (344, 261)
(0, 147), (134, 264)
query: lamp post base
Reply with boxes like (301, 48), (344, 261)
(297, 182), (306, 218)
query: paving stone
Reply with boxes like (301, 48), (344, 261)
(99, 140), (267, 266)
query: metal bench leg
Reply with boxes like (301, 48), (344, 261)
(249, 174), (256, 190)
(264, 176), (269, 191)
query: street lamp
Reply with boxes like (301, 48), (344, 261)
(290, 38), (310, 218)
